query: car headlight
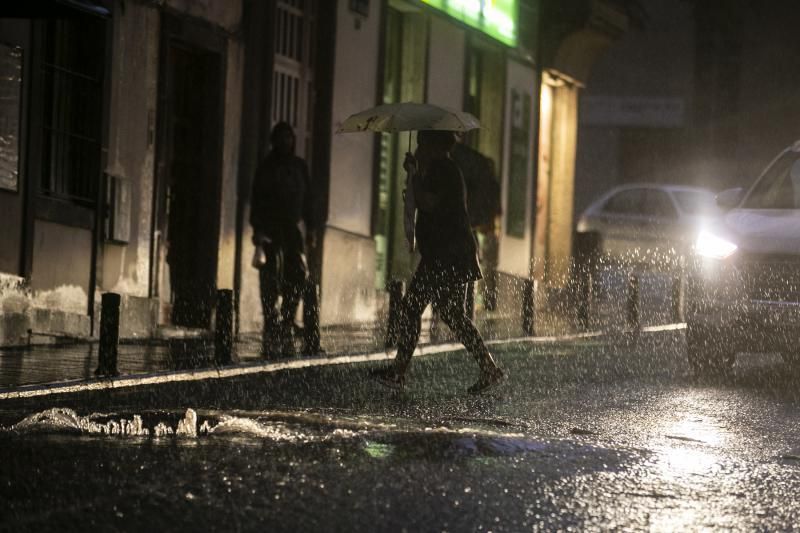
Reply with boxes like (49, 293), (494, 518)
(695, 230), (738, 259)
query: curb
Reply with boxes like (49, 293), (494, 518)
(0, 324), (685, 401)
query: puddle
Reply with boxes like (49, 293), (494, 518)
(0, 406), (621, 463)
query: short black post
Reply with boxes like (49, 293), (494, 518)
(626, 274), (640, 331)
(576, 266), (592, 331)
(671, 274), (683, 323)
(214, 289), (235, 366)
(385, 280), (404, 348)
(95, 292), (120, 377)
(302, 281), (322, 355)
(429, 308), (442, 344)
(574, 232), (599, 330)
(521, 278), (535, 336)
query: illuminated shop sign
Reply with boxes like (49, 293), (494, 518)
(421, 0), (518, 47)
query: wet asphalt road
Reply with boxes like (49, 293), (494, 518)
(1, 329), (800, 532)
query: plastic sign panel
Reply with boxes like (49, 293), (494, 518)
(421, 0), (518, 47)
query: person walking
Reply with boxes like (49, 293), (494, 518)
(372, 129), (505, 394)
(250, 121), (322, 358)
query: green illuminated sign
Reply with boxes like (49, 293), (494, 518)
(421, 0), (518, 47)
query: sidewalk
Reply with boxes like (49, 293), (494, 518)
(0, 313), (527, 389)
(0, 272), (681, 395)
(0, 322), (392, 391)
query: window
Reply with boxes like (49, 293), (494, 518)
(745, 153), (800, 209)
(672, 190), (718, 215)
(645, 189), (678, 219)
(373, 5), (428, 285)
(273, 0), (315, 161)
(602, 189), (645, 215)
(40, 15), (106, 205)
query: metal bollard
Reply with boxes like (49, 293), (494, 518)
(576, 266), (592, 331)
(95, 292), (120, 377)
(302, 281), (322, 355)
(521, 278), (535, 336)
(214, 289), (235, 365)
(574, 232), (599, 331)
(671, 274), (683, 323)
(429, 308), (443, 344)
(626, 274), (640, 331)
(385, 280), (404, 349)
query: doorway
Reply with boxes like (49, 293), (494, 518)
(374, 5), (428, 289)
(153, 17), (225, 329)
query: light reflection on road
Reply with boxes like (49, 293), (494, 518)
(2, 331), (800, 531)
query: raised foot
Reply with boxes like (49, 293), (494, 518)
(467, 367), (506, 395)
(370, 367), (405, 390)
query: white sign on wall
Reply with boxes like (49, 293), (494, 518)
(581, 95), (685, 128)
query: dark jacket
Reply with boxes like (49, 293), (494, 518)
(250, 151), (315, 249)
(415, 156), (482, 284)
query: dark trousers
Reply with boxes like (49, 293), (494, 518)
(393, 262), (496, 375)
(429, 282), (474, 343)
(258, 243), (305, 354)
(258, 242), (323, 355)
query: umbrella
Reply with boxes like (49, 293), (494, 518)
(337, 102), (480, 252)
(336, 102), (480, 133)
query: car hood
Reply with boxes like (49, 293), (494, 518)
(724, 209), (800, 255)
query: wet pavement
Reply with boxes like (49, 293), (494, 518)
(1, 328), (799, 532)
(0, 268), (678, 391)
(0, 324), (390, 389)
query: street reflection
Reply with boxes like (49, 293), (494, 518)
(663, 415), (726, 447)
(657, 445), (718, 477)
(650, 397), (728, 481)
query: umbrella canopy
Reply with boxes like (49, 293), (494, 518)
(336, 102), (480, 133)
(336, 102), (480, 254)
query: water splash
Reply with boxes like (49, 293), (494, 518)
(5, 407), (316, 441)
(10, 407), (150, 436)
(152, 422), (173, 437)
(3, 407), (570, 459)
(11, 407), (83, 434)
(175, 408), (197, 437)
(200, 415), (311, 441)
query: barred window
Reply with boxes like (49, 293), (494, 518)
(40, 15), (106, 205)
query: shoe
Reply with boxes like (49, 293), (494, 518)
(300, 344), (327, 357)
(260, 340), (282, 360)
(279, 323), (297, 357)
(467, 367), (506, 395)
(370, 367), (405, 390)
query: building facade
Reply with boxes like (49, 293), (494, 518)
(0, 0), (628, 346)
(0, 0), (247, 344)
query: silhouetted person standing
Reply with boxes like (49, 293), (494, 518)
(372, 130), (505, 394)
(251, 122), (321, 358)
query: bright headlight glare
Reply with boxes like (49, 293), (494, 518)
(695, 230), (738, 259)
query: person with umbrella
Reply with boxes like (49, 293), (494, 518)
(370, 129), (506, 394)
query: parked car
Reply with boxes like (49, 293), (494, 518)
(686, 140), (800, 373)
(576, 183), (720, 270)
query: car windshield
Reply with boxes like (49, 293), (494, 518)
(671, 190), (718, 215)
(744, 153), (800, 209)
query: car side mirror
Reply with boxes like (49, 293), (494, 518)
(716, 188), (744, 210)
